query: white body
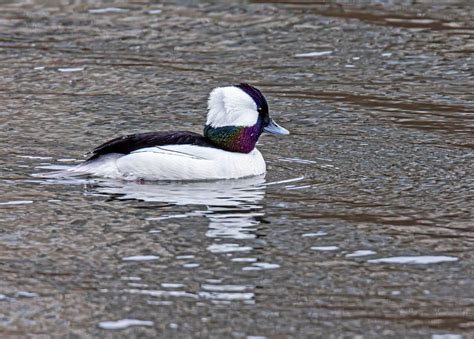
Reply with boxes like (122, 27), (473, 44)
(69, 145), (266, 181)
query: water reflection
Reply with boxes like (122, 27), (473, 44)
(37, 173), (267, 253)
(32, 171), (273, 303)
(90, 176), (265, 206)
(92, 176), (266, 255)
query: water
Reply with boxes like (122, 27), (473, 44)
(1, 0), (473, 337)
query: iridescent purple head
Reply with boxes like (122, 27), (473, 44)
(204, 83), (289, 153)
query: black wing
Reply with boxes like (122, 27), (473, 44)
(86, 131), (216, 161)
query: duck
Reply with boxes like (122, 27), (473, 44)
(69, 83), (289, 181)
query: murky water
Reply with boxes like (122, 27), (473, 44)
(1, 0), (473, 337)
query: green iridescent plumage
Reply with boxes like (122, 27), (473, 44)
(203, 121), (263, 154)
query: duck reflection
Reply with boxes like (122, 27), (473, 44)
(94, 177), (266, 303)
(91, 176), (265, 207)
(35, 173), (272, 303)
(90, 176), (266, 252)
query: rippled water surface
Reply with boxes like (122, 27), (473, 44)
(1, 0), (473, 337)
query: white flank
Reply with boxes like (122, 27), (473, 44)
(68, 145), (265, 181)
(68, 153), (123, 178)
(207, 86), (258, 127)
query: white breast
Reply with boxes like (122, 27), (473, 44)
(70, 145), (266, 181)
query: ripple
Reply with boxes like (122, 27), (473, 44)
(161, 283), (184, 289)
(125, 289), (198, 299)
(15, 291), (39, 298)
(98, 319), (153, 330)
(278, 157), (317, 164)
(207, 243), (252, 253)
(302, 232), (328, 237)
(0, 200), (33, 206)
(183, 263), (200, 268)
(57, 67), (84, 73)
(242, 263), (280, 270)
(345, 250), (376, 257)
(231, 257), (257, 262)
(368, 256), (458, 264)
(294, 51), (333, 57)
(198, 291), (254, 301)
(122, 255), (160, 261)
(311, 246), (339, 251)
(201, 284), (251, 292)
(89, 7), (129, 14)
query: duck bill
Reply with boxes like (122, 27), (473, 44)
(264, 119), (289, 135)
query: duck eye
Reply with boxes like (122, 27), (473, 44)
(257, 107), (262, 112)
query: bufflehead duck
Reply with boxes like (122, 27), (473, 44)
(70, 83), (289, 180)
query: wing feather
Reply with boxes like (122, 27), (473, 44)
(87, 131), (216, 161)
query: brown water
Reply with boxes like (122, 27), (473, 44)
(1, 0), (473, 337)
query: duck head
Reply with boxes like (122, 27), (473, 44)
(204, 83), (289, 153)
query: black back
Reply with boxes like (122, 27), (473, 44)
(86, 131), (217, 161)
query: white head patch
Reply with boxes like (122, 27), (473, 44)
(206, 86), (258, 128)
